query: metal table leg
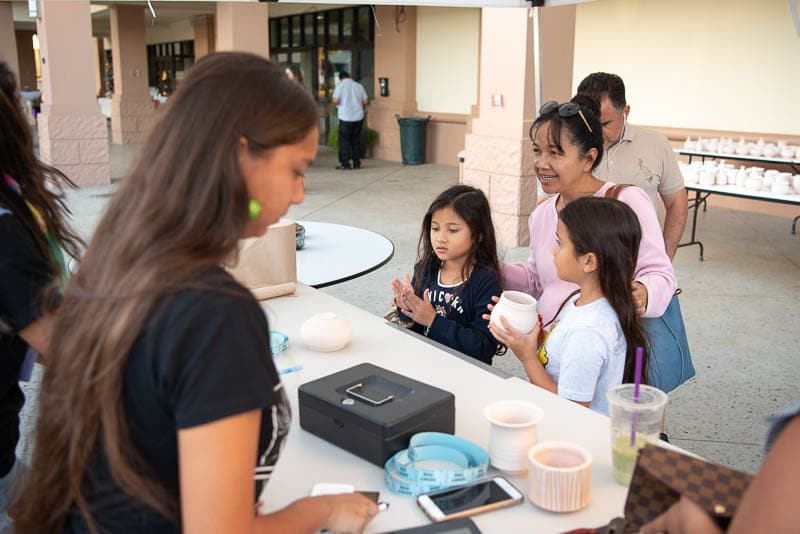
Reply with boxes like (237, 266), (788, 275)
(678, 190), (707, 261)
(793, 215), (799, 235)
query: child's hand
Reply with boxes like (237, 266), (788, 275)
(488, 315), (541, 365)
(391, 274), (414, 310)
(400, 287), (436, 328)
(481, 295), (501, 322)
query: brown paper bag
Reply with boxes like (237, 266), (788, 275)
(225, 218), (297, 300)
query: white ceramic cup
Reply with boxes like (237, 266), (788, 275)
(490, 290), (538, 334)
(300, 312), (352, 352)
(527, 441), (592, 512)
(484, 400), (544, 474)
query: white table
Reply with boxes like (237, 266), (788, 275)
(296, 221), (394, 288)
(680, 183), (800, 260)
(258, 284), (629, 533)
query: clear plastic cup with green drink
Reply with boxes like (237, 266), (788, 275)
(606, 384), (668, 485)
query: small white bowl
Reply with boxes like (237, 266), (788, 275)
(300, 312), (352, 352)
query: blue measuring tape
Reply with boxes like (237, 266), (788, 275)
(384, 432), (489, 497)
(269, 330), (289, 357)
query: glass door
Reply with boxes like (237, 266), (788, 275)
(324, 49), (353, 138)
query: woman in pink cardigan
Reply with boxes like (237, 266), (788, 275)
(502, 96), (676, 326)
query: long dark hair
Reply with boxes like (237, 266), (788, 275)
(530, 95), (604, 171)
(558, 196), (649, 384)
(0, 61), (83, 276)
(285, 64), (304, 87)
(12, 53), (318, 533)
(413, 184), (502, 299)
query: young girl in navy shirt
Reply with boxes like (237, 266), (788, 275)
(390, 185), (503, 364)
(490, 196), (649, 414)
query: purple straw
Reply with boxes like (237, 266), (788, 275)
(629, 346), (644, 447)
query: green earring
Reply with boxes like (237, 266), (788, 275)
(248, 198), (262, 221)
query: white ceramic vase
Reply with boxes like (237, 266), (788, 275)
(490, 290), (538, 334)
(484, 400), (544, 474)
(300, 312), (352, 352)
(735, 167), (747, 187)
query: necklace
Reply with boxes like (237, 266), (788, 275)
(605, 122), (627, 176)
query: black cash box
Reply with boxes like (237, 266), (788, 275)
(298, 363), (455, 467)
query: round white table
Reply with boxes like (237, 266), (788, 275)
(296, 221), (394, 288)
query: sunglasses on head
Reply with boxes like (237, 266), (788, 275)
(539, 100), (593, 134)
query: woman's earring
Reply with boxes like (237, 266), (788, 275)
(248, 199), (262, 221)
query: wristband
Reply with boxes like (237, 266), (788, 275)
(384, 432), (489, 497)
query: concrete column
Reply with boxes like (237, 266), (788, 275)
(109, 5), (155, 144)
(193, 15), (215, 59)
(370, 6), (417, 162)
(461, 6), (575, 246)
(216, 4), (269, 58)
(37, 0), (110, 186)
(0, 2), (19, 77)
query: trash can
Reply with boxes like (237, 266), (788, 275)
(396, 115), (431, 165)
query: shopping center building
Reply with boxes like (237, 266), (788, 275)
(1, 0), (797, 245)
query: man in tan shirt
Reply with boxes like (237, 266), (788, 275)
(577, 72), (687, 260)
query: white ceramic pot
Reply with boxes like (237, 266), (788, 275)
(745, 177), (763, 191)
(780, 147), (795, 159)
(484, 400), (544, 474)
(527, 441), (592, 513)
(771, 180), (790, 195)
(698, 170), (715, 186)
(792, 175), (800, 195)
(300, 312), (352, 352)
(763, 144), (778, 158)
(490, 290), (538, 334)
(683, 167), (699, 184)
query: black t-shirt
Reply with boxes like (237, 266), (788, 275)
(67, 269), (290, 533)
(0, 211), (51, 477)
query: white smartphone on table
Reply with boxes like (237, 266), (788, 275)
(416, 476), (524, 522)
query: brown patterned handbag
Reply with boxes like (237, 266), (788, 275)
(623, 444), (754, 531)
(561, 444), (755, 534)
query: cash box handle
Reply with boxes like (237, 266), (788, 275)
(345, 383), (394, 406)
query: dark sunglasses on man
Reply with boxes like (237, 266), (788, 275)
(539, 100), (593, 134)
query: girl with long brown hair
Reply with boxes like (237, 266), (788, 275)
(1, 61), (83, 525)
(11, 52), (376, 533)
(490, 196), (649, 415)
